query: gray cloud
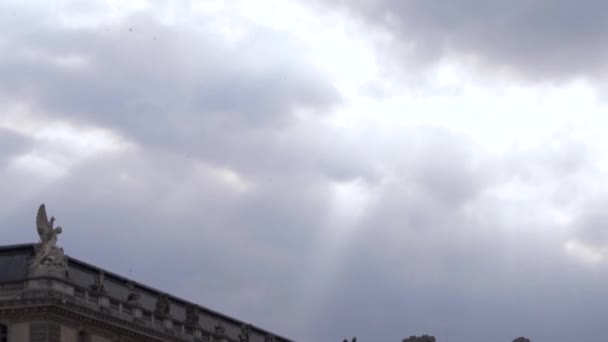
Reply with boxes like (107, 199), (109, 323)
(3, 121), (608, 342)
(0, 129), (30, 166)
(0, 9), (340, 175)
(297, 127), (608, 342)
(567, 192), (608, 251)
(305, 151), (607, 342)
(323, 0), (608, 81)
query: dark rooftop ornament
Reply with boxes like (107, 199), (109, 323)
(214, 321), (227, 339)
(125, 281), (141, 304)
(155, 293), (171, 318)
(239, 324), (251, 342)
(90, 270), (106, 294)
(185, 304), (200, 328)
(403, 335), (436, 342)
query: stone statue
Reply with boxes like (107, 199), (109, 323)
(31, 204), (68, 277)
(90, 271), (106, 293)
(239, 324), (251, 342)
(185, 305), (199, 327)
(155, 294), (171, 317)
(214, 322), (226, 336)
(126, 281), (141, 304)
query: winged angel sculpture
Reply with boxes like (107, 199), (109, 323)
(31, 204), (68, 274)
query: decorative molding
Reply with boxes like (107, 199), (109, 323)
(0, 298), (182, 341)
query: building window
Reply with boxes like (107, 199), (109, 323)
(30, 322), (60, 342)
(78, 330), (91, 342)
(1, 323), (7, 342)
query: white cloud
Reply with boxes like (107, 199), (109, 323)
(565, 239), (606, 266)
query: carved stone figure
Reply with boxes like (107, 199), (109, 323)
(90, 271), (106, 293)
(185, 305), (199, 327)
(126, 281), (141, 304)
(239, 324), (251, 342)
(155, 294), (171, 317)
(214, 322), (226, 336)
(30, 204), (68, 277)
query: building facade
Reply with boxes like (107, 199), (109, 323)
(0, 205), (291, 342)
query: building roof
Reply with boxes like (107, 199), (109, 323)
(0, 244), (32, 283)
(0, 243), (291, 342)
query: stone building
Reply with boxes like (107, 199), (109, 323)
(0, 205), (291, 342)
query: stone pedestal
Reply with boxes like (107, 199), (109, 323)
(24, 277), (74, 297)
(213, 324), (228, 342)
(194, 329), (202, 339)
(99, 295), (110, 308)
(133, 306), (143, 319)
(163, 317), (173, 330)
(29, 264), (66, 279)
(29, 241), (69, 280)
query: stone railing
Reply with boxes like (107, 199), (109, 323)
(22, 274), (234, 342)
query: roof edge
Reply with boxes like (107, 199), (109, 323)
(0, 243), (36, 252)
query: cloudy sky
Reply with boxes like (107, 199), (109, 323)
(3, 0), (608, 341)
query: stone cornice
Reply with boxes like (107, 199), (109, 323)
(0, 297), (204, 342)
